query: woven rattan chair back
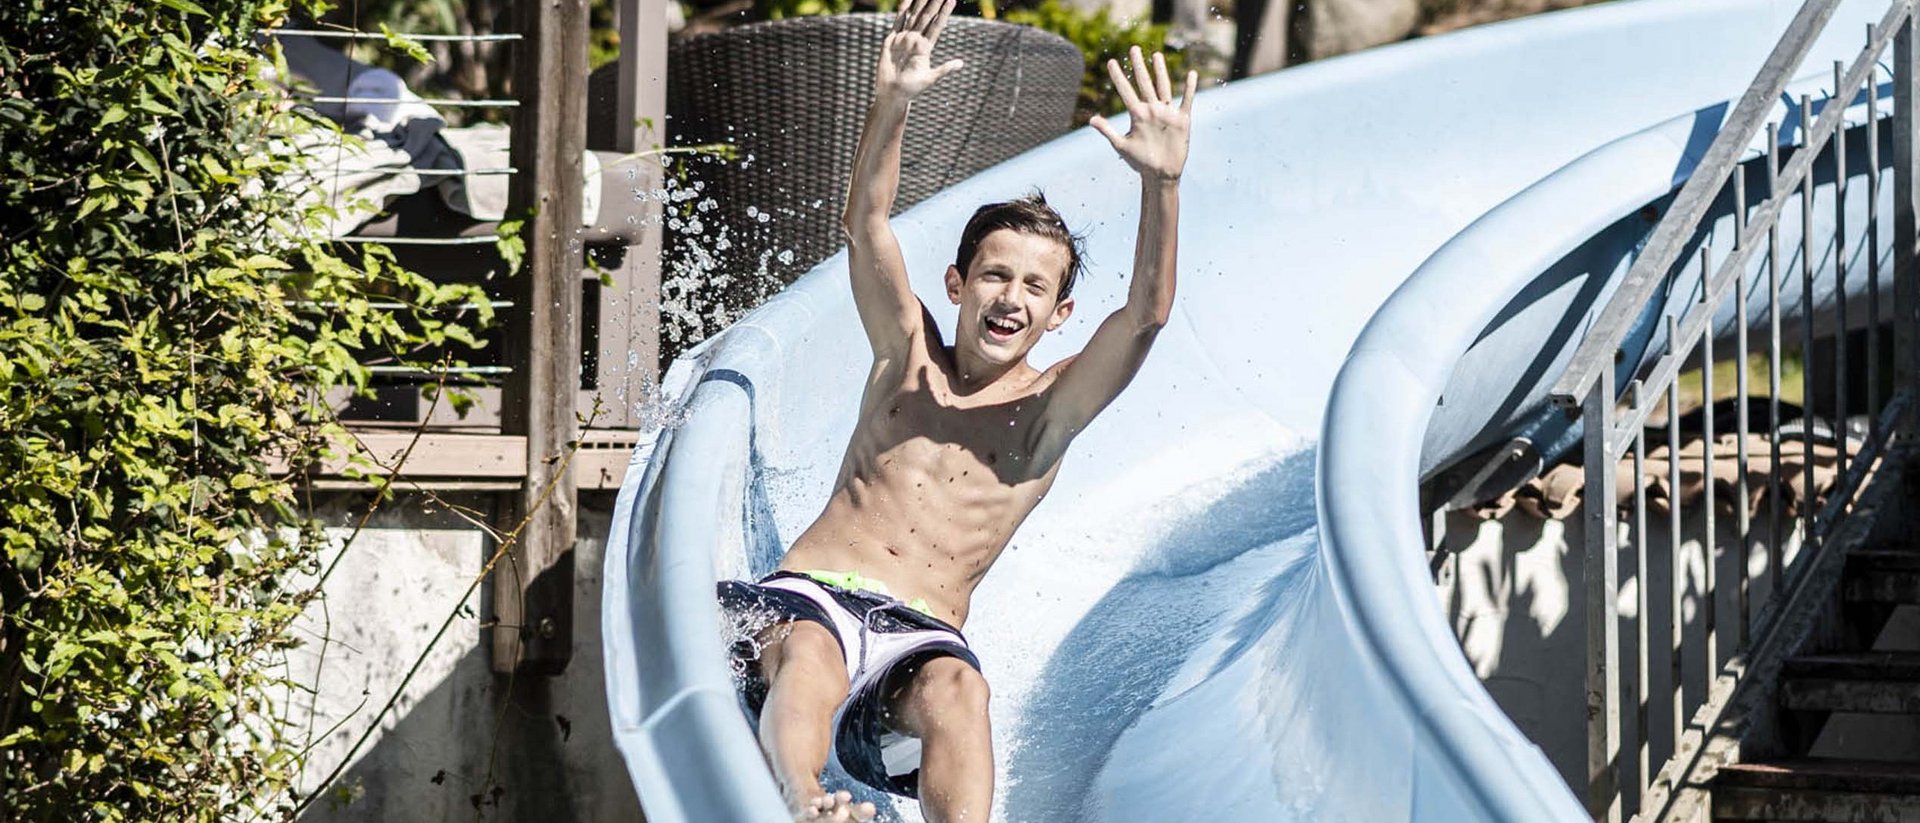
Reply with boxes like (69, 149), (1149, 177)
(662, 14), (1081, 357)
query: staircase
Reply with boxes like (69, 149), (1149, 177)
(1711, 550), (1920, 821)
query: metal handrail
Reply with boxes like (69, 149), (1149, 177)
(293, 22), (526, 396)
(1550, 0), (1848, 408)
(298, 95), (520, 108)
(365, 365), (513, 375)
(330, 166), (518, 176)
(1549, 2), (1920, 820)
(269, 28), (523, 42)
(328, 235), (499, 246)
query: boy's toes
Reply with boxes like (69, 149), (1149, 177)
(794, 790), (872, 822)
(796, 794), (832, 820)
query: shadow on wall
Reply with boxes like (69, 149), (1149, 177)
(292, 497), (640, 823)
(1440, 492), (1795, 806)
(1441, 509), (1585, 792)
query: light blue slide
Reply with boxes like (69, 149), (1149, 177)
(602, 1), (1898, 819)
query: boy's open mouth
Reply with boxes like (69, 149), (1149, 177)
(983, 314), (1024, 342)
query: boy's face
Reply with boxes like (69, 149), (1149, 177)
(946, 229), (1075, 370)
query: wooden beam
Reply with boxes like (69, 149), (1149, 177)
(273, 431), (638, 490)
(588, 0), (668, 429)
(1230, 0), (1290, 78)
(497, 0), (591, 676)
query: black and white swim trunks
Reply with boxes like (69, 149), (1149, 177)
(717, 570), (981, 798)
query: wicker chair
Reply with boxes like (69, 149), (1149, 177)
(663, 14), (1083, 357)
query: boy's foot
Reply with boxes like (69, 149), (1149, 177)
(793, 789), (877, 821)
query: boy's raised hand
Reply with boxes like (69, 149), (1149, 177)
(1089, 47), (1197, 182)
(877, 0), (964, 100)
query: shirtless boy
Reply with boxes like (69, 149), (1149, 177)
(717, 1), (1195, 818)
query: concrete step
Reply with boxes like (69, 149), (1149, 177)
(1714, 759), (1920, 822)
(1782, 652), (1920, 714)
(1844, 551), (1920, 605)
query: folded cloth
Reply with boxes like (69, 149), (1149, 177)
(277, 34), (600, 235)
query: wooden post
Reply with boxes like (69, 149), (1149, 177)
(1230, 0), (1290, 78)
(585, 0), (668, 429)
(496, 0), (589, 675)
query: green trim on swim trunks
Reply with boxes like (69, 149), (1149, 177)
(800, 569), (934, 617)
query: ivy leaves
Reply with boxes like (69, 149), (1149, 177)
(0, 0), (485, 819)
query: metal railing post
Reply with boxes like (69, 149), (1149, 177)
(1896, 5), (1920, 436)
(1554, 5), (1917, 817)
(1630, 380), (1651, 807)
(1583, 383), (1623, 822)
(1550, 0), (1844, 409)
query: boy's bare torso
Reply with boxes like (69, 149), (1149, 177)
(780, 316), (1072, 627)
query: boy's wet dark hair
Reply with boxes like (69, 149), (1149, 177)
(953, 193), (1085, 300)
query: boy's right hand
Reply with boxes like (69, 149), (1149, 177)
(876, 0), (964, 101)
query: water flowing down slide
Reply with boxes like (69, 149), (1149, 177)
(602, 1), (1899, 819)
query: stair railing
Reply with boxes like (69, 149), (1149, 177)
(1548, 0), (1920, 819)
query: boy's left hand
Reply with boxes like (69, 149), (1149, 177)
(1089, 46), (1197, 182)
(875, 0), (964, 101)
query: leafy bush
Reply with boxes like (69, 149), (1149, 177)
(0, 0), (481, 818)
(1005, 0), (1187, 124)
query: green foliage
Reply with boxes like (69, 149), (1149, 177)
(378, 23), (436, 65)
(1005, 0), (1187, 124)
(739, 0), (896, 24)
(0, 0), (484, 818)
(761, 0), (853, 19)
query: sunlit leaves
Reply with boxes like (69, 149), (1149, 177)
(0, 0), (488, 818)
(1004, 0), (1188, 123)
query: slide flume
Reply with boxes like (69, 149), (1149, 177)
(602, 1), (1894, 819)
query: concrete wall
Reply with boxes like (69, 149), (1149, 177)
(286, 492), (640, 822)
(1435, 493), (1802, 795)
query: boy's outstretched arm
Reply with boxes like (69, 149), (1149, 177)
(1041, 48), (1197, 450)
(842, 0), (963, 357)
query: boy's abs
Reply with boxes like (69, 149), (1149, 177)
(781, 493), (1006, 628)
(789, 355), (1067, 626)
(782, 437), (1061, 627)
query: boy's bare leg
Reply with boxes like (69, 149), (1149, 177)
(758, 621), (877, 822)
(893, 657), (994, 823)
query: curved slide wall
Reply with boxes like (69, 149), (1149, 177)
(1325, 52), (1897, 811)
(603, 1), (1897, 820)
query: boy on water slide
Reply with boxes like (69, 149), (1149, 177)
(717, 0), (1196, 818)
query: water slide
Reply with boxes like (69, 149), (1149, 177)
(602, 1), (1900, 819)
